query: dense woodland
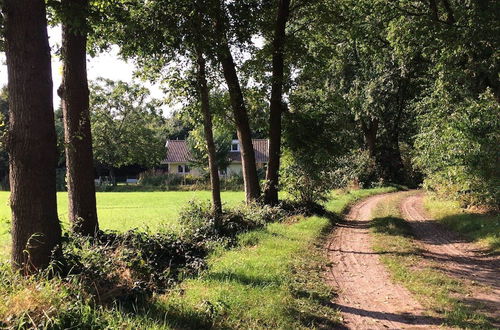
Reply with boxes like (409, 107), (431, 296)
(0, 0), (498, 328)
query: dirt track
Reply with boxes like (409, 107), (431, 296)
(326, 192), (500, 329)
(401, 193), (500, 328)
(325, 193), (440, 329)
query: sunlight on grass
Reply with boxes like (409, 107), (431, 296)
(0, 191), (245, 261)
(424, 196), (500, 253)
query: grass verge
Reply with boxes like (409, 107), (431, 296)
(370, 192), (493, 329)
(423, 196), (500, 253)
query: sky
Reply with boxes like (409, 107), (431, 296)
(0, 26), (166, 113)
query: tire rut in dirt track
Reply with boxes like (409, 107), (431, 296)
(401, 193), (500, 327)
(325, 193), (440, 329)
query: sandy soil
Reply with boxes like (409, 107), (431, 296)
(401, 193), (500, 328)
(325, 193), (441, 329)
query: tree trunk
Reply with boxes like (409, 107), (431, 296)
(196, 49), (222, 215)
(264, 0), (291, 205)
(109, 167), (116, 186)
(4, 0), (62, 273)
(360, 119), (379, 158)
(59, 0), (99, 236)
(213, 4), (261, 202)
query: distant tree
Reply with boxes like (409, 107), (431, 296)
(187, 126), (232, 174)
(89, 79), (166, 184)
(3, 0), (62, 272)
(165, 113), (192, 140)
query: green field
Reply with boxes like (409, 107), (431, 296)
(0, 191), (245, 261)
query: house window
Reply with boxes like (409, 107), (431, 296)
(231, 140), (239, 152)
(184, 165), (190, 173)
(178, 165), (184, 173)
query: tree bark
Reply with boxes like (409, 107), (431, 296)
(59, 0), (99, 236)
(213, 3), (261, 202)
(360, 119), (379, 158)
(3, 0), (62, 273)
(196, 49), (223, 215)
(264, 0), (291, 206)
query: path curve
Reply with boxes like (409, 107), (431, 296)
(325, 193), (439, 329)
(401, 193), (500, 327)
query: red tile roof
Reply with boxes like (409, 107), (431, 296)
(165, 140), (192, 163)
(165, 139), (269, 163)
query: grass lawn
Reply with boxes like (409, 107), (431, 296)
(371, 192), (492, 328)
(423, 196), (500, 253)
(0, 191), (244, 261)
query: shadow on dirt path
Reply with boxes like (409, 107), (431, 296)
(325, 193), (443, 329)
(401, 193), (500, 328)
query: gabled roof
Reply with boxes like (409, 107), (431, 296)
(165, 139), (269, 163)
(165, 140), (192, 163)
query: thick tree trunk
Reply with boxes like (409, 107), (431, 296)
(264, 0), (291, 206)
(59, 0), (99, 236)
(213, 4), (261, 202)
(4, 0), (62, 273)
(376, 136), (406, 184)
(196, 50), (222, 215)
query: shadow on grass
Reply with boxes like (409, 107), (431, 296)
(439, 213), (500, 253)
(205, 271), (282, 288)
(371, 216), (414, 237)
(115, 298), (214, 330)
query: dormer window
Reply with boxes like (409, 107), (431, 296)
(230, 140), (239, 152)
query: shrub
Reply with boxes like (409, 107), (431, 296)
(220, 173), (244, 191)
(280, 152), (332, 204)
(178, 200), (287, 246)
(59, 229), (207, 301)
(329, 149), (378, 189)
(414, 89), (500, 208)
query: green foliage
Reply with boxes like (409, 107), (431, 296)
(89, 78), (166, 170)
(178, 200), (287, 246)
(329, 149), (379, 188)
(280, 152), (332, 205)
(186, 126), (232, 172)
(414, 90), (500, 207)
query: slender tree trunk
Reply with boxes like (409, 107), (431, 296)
(264, 0), (291, 205)
(360, 119), (379, 158)
(196, 49), (222, 215)
(109, 167), (116, 186)
(59, 0), (99, 236)
(4, 0), (62, 273)
(213, 4), (261, 202)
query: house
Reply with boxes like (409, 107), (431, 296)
(163, 139), (269, 177)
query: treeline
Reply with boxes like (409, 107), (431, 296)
(0, 0), (498, 273)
